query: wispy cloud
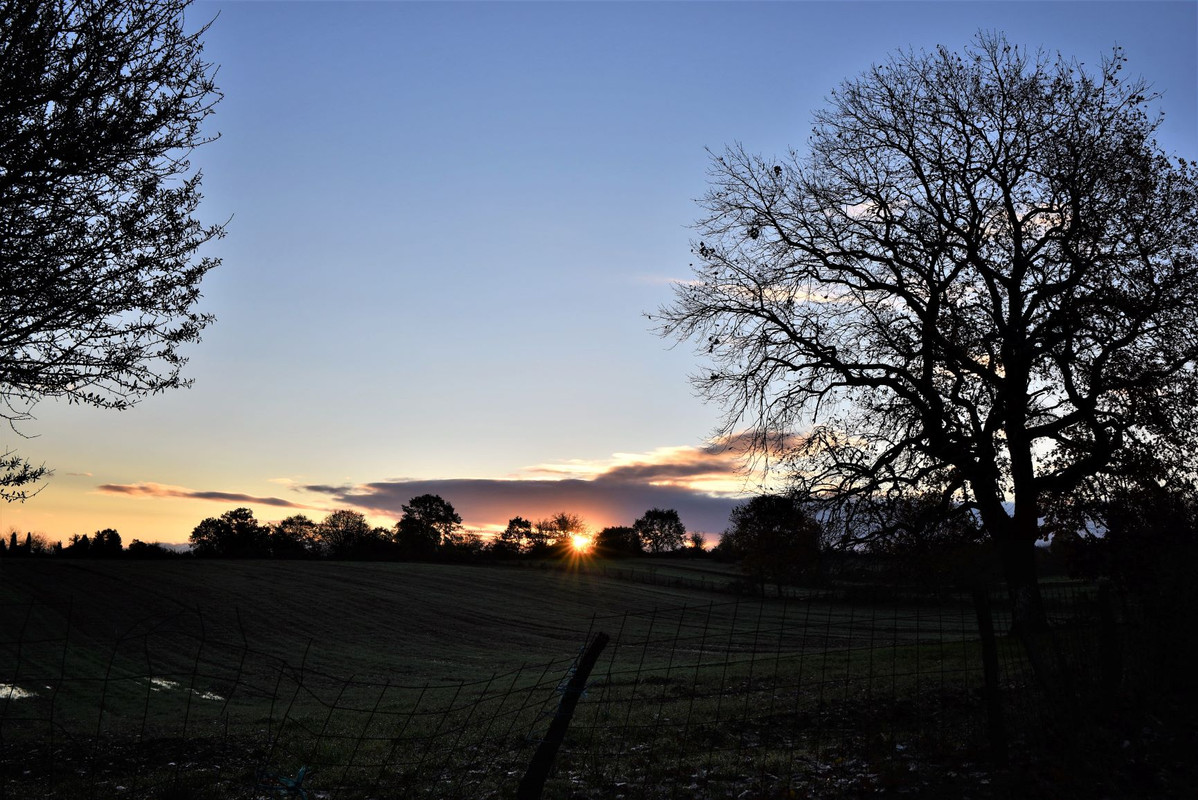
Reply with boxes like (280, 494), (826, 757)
(95, 482), (315, 510)
(634, 274), (706, 287)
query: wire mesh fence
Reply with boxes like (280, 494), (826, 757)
(0, 581), (1110, 799)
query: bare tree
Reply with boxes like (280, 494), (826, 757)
(658, 34), (1198, 634)
(319, 509), (378, 559)
(1, 0), (223, 499)
(532, 511), (586, 552)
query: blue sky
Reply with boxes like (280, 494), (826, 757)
(5, 0), (1195, 543)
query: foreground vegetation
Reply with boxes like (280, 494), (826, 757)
(3, 559), (1191, 798)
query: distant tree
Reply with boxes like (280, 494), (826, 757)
(64, 533), (91, 557)
(722, 495), (821, 596)
(395, 494), (461, 558)
(658, 34), (1198, 635)
(530, 512), (586, 556)
(634, 508), (687, 554)
(126, 539), (176, 559)
(594, 525), (642, 557)
(8, 531), (17, 552)
(495, 516), (533, 556)
(270, 514), (318, 558)
(317, 509), (379, 560)
(549, 512), (586, 541)
(441, 530), (486, 561)
(189, 517), (224, 557)
(189, 507), (268, 557)
(860, 495), (987, 584)
(20, 531), (53, 556)
(91, 528), (123, 557)
(687, 532), (706, 552)
(0, 0), (224, 500)
(528, 517), (557, 553)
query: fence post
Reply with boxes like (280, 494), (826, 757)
(972, 587), (1008, 765)
(517, 631), (610, 800)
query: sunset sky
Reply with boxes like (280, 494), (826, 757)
(3, 1), (1195, 545)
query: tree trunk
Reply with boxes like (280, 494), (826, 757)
(997, 533), (1048, 636)
(996, 531), (1075, 705)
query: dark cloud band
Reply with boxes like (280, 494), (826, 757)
(301, 477), (739, 534)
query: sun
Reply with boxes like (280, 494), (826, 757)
(570, 534), (593, 554)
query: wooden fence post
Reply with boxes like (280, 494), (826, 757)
(517, 632), (610, 800)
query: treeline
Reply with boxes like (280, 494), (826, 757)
(6, 490), (1093, 589)
(0, 496), (709, 563)
(1, 528), (176, 559)
(182, 499), (703, 561)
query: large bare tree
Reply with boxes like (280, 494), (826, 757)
(659, 34), (1198, 632)
(1, 0), (223, 499)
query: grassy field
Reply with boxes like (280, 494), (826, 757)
(0, 558), (1037, 798)
(0, 558), (752, 680)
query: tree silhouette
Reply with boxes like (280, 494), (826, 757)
(495, 516), (533, 556)
(633, 508), (686, 554)
(395, 494), (461, 558)
(0, 0), (223, 500)
(318, 509), (378, 559)
(595, 525), (643, 557)
(189, 508), (267, 557)
(91, 528), (123, 557)
(270, 514), (318, 558)
(659, 34), (1198, 634)
(722, 495), (822, 596)
(530, 512), (586, 555)
(64, 533), (91, 557)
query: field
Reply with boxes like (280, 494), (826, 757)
(0, 559), (779, 683)
(0, 559), (1092, 798)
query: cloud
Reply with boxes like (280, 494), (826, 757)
(93, 437), (794, 536)
(299, 438), (788, 534)
(95, 482), (315, 510)
(302, 477), (741, 535)
(635, 275), (706, 287)
(523, 434), (796, 491)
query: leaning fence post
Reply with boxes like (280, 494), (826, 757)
(972, 586), (1008, 765)
(517, 631), (610, 800)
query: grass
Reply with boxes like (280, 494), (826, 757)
(0, 558), (1078, 798)
(1, 559), (741, 681)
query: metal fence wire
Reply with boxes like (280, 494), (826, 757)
(0, 583), (1111, 799)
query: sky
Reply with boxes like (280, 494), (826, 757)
(3, 0), (1196, 545)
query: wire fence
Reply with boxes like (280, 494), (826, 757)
(0, 582), (1111, 799)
